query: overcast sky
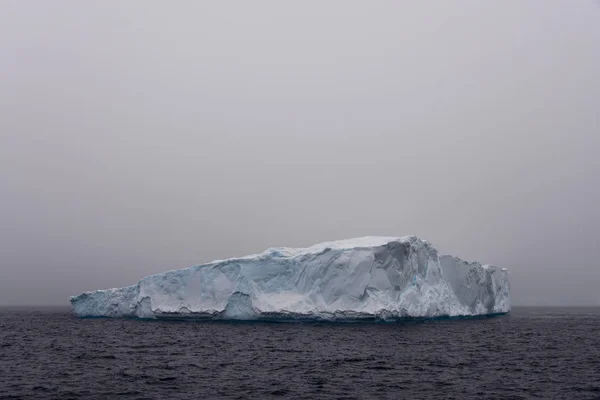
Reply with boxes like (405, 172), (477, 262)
(1, 1), (599, 306)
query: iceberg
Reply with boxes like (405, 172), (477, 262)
(70, 236), (510, 321)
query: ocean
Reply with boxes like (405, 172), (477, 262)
(1, 307), (599, 399)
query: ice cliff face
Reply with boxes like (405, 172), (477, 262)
(70, 236), (510, 320)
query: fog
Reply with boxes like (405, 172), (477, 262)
(1, 1), (599, 306)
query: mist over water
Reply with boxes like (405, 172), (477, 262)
(1, 2), (599, 306)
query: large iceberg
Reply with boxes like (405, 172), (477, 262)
(70, 236), (510, 321)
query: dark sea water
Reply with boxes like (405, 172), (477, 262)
(1, 307), (599, 400)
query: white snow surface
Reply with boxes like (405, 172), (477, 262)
(70, 236), (510, 320)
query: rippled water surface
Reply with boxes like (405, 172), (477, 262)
(1, 307), (599, 399)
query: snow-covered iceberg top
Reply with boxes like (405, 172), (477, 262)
(70, 236), (510, 321)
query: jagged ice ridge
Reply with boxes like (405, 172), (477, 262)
(70, 236), (510, 321)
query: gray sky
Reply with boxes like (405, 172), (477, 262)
(1, 1), (599, 306)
